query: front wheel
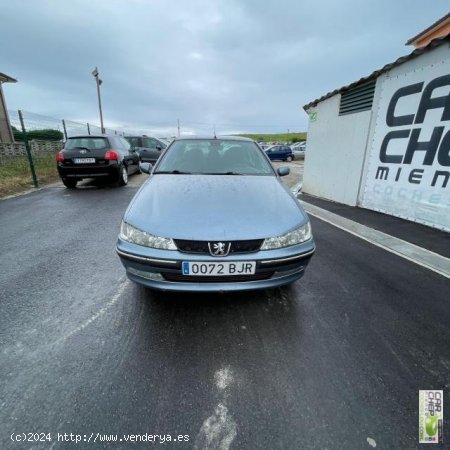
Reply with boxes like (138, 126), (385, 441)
(117, 165), (128, 186)
(286, 156), (293, 162)
(62, 178), (77, 188)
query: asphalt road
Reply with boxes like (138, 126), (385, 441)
(1, 174), (449, 450)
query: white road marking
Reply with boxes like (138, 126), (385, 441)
(301, 201), (450, 279)
(58, 278), (130, 343)
(367, 437), (377, 447)
(195, 404), (237, 450)
(214, 367), (233, 391)
(195, 368), (237, 450)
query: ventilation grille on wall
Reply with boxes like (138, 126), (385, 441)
(339, 80), (376, 115)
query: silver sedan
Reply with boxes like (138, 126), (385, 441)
(116, 137), (315, 292)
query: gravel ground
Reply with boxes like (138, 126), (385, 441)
(271, 159), (304, 188)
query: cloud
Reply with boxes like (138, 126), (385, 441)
(1, 0), (449, 135)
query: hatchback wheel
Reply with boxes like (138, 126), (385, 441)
(286, 155), (293, 162)
(62, 178), (77, 189)
(117, 165), (128, 186)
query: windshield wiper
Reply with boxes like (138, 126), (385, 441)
(203, 171), (244, 175)
(154, 170), (192, 174)
(71, 146), (91, 151)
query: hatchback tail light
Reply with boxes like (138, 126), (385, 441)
(56, 151), (64, 162)
(104, 150), (119, 160)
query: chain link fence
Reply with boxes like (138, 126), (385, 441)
(0, 110), (127, 197)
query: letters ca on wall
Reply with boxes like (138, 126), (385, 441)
(362, 59), (450, 232)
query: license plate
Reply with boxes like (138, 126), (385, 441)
(182, 261), (256, 276)
(73, 158), (95, 164)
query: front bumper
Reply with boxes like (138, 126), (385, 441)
(116, 237), (315, 292)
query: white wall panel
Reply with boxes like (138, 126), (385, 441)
(303, 96), (372, 205)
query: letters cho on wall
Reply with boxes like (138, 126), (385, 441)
(361, 59), (450, 232)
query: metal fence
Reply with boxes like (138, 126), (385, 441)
(0, 110), (127, 197)
(7, 109), (126, 141)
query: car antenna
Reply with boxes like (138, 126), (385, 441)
(213, 124), (217, 139)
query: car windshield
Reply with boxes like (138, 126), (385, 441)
(65, 137), (109, 150)
(154, 139), (274, 175)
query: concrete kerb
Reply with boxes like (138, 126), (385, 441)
(300, 200), (450, 279)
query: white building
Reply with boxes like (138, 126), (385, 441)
(303, 26), (450, 232)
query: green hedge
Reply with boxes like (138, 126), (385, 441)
(12, 127), (63, 142)
(237, 132), (307, 142)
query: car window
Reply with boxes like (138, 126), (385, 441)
(126, 137), (140, 147)
(65, 137), (109, 150)
(142, 138), (159, 148)
(155, 140), (274, 175)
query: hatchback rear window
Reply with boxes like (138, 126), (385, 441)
(65, 138), (109, 150)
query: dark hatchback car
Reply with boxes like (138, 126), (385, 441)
(265, 145), (294, 162)
(125, 135), (167, 164)
(56, 135), (140, 188)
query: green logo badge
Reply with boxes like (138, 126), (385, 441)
(419, 390), (443, 443)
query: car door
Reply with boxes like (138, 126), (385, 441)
(282, 146), (291, 159)
(272, 145), (283, 160)
(265, 146), (276, 160)
(141, 137), (165, 163)
(120, 137), (139, 173)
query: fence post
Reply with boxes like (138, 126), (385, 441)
(87, 123), (90, 135)
(18, 110), (38, 188)
(61, 120), (68, 140)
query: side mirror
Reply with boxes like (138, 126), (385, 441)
(277, 166), (290, 177)
(140, 162), (152, 174)
(156, 145), (163, 151)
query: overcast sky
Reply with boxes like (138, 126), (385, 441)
(1, 1), (449, 136)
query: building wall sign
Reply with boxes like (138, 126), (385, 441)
(361, 60), (450, 231)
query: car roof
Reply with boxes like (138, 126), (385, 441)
(124, 135), (164, 138)
(173, 135), (254, 142)
(67, 135), (113, 139)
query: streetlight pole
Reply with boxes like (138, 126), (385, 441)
(91, 67), (104, 134)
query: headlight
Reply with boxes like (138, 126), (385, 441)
(119, 221), (176, 250)
(260, 222), (312, 250)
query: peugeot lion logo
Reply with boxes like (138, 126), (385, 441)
(208, 242), (231, 257)
(80, 149), (88, 154)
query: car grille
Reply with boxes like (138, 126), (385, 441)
(161, 272), (273, 283)
(173, 239), (263, 254)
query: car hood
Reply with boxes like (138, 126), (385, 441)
(124, 174), (307, 240)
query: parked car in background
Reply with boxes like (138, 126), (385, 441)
(56, 135), (140, 188)
(125, 135), (168, 164)
(291, 142), (306, 159)
(116, 136), (315, 292)
(265, 145), (294, 161)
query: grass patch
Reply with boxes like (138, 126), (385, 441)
(235, 132), (307, 142)
(0, 155), (59, 198)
